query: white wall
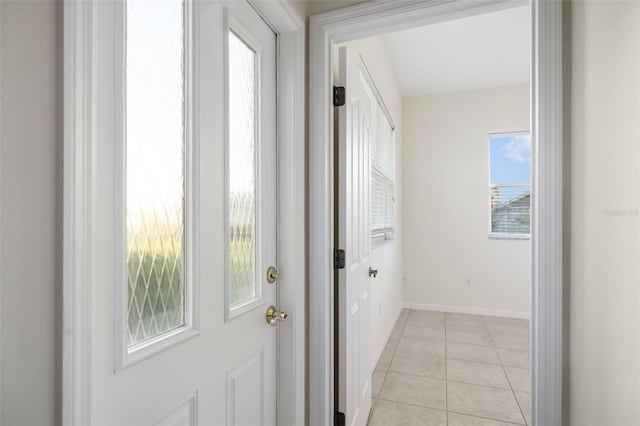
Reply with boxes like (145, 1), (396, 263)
(338, 37), (404, 370)
(569, 1), (640, 424)
(0, 0), (61, 424)
(402, 85), (530, 317)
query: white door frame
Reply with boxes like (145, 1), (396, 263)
(309, 1), (563, 425)
(62, 1), (305, 424)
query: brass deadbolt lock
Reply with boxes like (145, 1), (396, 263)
(266, 266), (279, 283)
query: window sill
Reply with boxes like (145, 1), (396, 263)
(371, 230), (394, 249)
(489, 233), (530, 240)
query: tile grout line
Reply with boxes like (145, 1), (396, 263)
(446, 408), (526, 426)
(448, 335), (531, 351)
(372, 309), (410, 421)
(386, 361), (521, 392)
(375, 311), (529, 426)
(447, 354), (525, 369)
(445, 334), (530, 355)
(374, 396), (526, 426)
(386, 364), (445, 381)
(483, 315), (529, 426)
(444, 314), (449, 426)
(375, 396), (445, 416)
(444, 411), (526, 426)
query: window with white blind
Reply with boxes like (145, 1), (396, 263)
(361, 67), (395, 247)
(489, 132), (531, 238)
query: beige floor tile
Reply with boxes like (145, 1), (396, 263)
(368, 399), (446, 426)
(392, 312), (409, 332)
(490, 334), (530, 352)
(486, 322), (529, 338)
(402, 322), (446, 341)
(367, 398), (377, 425)
(483, 316), (529, 328)
(389, 352), (445, 379)
(447, 359), (510, 389)
(410, 309), (445, 319)
(397, 336), (446, 358)
(448, 412), (520, 426)
(385, 335), (400, 351)
(446, 314), (489, 332)
(446, 328), (493, 346)
(447, 342), (501, 365)
(407, 310), (445, 327)
(391, 321), (407, 338)
(447, 382), (525, 424)
(372, 369), (386, 398)
(446, 313), (481, 322)
(376, 349), (394, 371)
(379, 371), (446, 410)
(514, 391), (531, 425)
(497, 348), (530, 369)
(504, 367), (531, 392)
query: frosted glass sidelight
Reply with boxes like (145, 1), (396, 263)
(228, 31), (258, 307)
(126, 0), (186, 346)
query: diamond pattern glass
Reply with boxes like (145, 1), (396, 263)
(126, 0), (186, 346)
(228, 31), (257, 307)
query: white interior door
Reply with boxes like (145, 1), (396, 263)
(89, 0), (279, 424)
(337, 46), (373, 426)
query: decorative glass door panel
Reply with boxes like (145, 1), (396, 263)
(228, 30), (258, 308)
(125, 0), (187, 347)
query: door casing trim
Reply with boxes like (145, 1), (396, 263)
(309, 1), (563, 425)
(62, 1), (305, 424)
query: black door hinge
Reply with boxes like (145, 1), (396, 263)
(334, 248), (346, 270)
(333, 86), (346, 107)
(334, 411), (346, 426)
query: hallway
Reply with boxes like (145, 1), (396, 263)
(370, 310), (531, 425)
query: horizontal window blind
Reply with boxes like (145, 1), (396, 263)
(370, 105), (394, 234)
(490, 183), (531, 234)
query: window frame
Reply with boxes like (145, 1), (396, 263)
(359, 58), (396, 249)
(369, 130), (396, 248)
(223, 10), (266, 321)
(487, 130), (531, 240)
(114, 0), (200, 370)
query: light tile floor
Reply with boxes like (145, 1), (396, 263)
(369, 309), (531, 426)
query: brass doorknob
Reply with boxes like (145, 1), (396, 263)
(266, 305), (288, 326)
(369, 267), (378, 278)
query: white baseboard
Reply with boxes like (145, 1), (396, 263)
(404, 302), (530, 320)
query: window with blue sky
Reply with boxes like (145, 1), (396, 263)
(489, 133), (531, 236)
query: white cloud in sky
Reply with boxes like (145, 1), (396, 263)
(502, 135), (531, 163)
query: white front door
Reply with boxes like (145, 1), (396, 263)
(90, 0), (279, 424)
(336, 46), (373, 426)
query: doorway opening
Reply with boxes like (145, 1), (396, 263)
(309, 1), (563, 425)
(334, 6), (532, 424)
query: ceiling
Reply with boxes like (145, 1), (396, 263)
(383, 6), (531, 97)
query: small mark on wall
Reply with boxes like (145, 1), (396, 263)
(603, 208), (639, 218)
